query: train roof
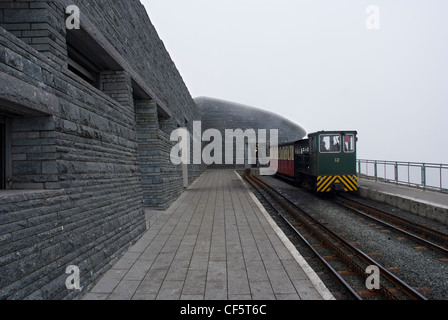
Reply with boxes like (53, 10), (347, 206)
(273, 130), (357, 147)
(308, 130), (358, 136)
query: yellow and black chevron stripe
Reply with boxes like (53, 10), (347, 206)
(316, 175), (358, 192)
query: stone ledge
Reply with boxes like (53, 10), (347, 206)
(0, 188), (65, 204)
(357, 186), (448, 226)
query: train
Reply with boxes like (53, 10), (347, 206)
(270, 130), (358, 192)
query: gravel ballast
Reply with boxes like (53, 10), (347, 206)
(252, 175), (448, 300)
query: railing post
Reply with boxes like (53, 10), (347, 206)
(394, 162), (398, 184)
(356, 159), (448, 193)
(408, 162), (410, 185)
(374, 160), (378, 181)
(421, 164), (426, 190)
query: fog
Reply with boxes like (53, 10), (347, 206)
(141, 0), (448, 164)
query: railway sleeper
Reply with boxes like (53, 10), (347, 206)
(244, 176), (427, 300)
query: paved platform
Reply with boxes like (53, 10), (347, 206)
(358, 178), (448, 225)
(82, 169), (333, 300)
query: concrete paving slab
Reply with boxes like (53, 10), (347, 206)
(82, 170), (333, 300)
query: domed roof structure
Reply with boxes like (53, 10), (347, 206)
(196, 96), (306, 143)
(195, 96), (306, 168)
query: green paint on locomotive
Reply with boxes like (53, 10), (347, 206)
(307, 131), (357, 177)
(274, 130), (358, 192)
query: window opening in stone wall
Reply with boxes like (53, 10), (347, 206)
(157, 108), (173, 135)
(157, 108), (169, 122)
(67, 43), (100, 87)
(66, 27), (121, 89)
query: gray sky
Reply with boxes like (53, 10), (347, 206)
(141, 0), (448, 164)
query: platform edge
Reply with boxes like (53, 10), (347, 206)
(234, 171), (335, 301)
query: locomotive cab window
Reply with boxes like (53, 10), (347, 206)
(344, 134), (355, 153)
(319, 134), (341, 153)
(295, 146), (308, 155)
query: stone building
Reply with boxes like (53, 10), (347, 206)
(0, 1), (306, 300)
(0, 0), (203, 299)
(196, 97), (306, 169)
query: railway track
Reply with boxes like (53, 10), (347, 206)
(244, 175), (428, 300)
(333, 196), (448, 257)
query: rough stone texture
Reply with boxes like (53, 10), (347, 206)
(0, 0), (203, 300)
(81, 170), (328, 301)
(196, 96), (306, 169)
(0, 0), (68, 66)
(0, 0), (304, 300)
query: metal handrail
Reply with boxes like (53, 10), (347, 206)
(357, 159), (448, 194)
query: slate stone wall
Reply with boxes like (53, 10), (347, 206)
(0, 0), (67, 65)
(0, 0), (203, 300)
(63, 0), (205, 208)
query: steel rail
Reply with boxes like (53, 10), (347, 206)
(243, 176), (362, 300)
(334, 196), (448, 257)
(248, 175), (428, 300)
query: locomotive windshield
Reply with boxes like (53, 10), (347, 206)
(344, 134), (355, 153)
(319, 134), (341, 153)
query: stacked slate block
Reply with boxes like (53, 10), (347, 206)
(0, 0), (67, 66)
(0, 0), (204, 300)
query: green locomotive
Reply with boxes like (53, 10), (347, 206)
(273, 130), (358, 192)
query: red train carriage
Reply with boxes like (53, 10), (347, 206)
(271, 130), (358, 192)
(276, 144), (295, 178)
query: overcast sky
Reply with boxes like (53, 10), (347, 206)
(141, 0), (448, 164)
